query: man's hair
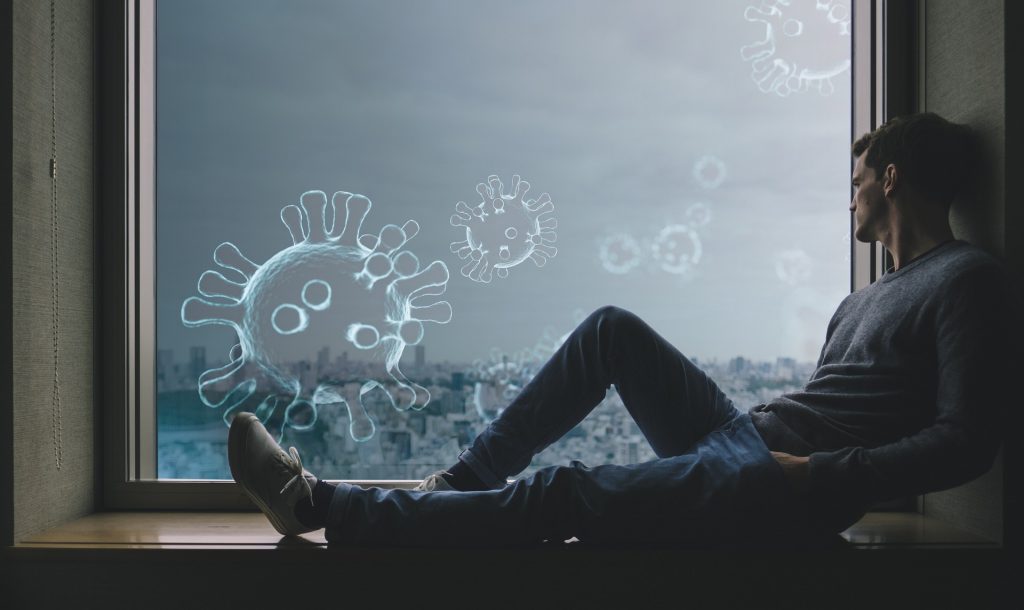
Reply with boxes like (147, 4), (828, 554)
(851, 112), (978, 207)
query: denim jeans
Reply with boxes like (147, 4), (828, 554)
(324, 306), (814, 548)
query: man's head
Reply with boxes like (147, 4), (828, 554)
(849, 112), (977, 243)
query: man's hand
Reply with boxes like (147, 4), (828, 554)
(770, 451), (811, 496)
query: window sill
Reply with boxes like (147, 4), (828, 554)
(13, 510), (999, 551)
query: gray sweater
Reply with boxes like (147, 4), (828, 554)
(749, 239), (1019, 532)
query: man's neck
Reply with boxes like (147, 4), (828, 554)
(879, 200), (955, 270)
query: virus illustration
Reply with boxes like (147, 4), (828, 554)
(693, 155), (727, 189)
(450, 174), (558, 283)
(774, 248), (814, 285)
(651, 223), (703, 275)
(181, 190), (453, 443)
(598, 232), (644, 275)
(686, 202), (713, 228)
(466, 347), (533, 423)
(740, 0), (852, 96)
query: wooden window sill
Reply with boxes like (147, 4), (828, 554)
(13, 511), (999, 551)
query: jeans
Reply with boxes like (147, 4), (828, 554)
(324, 306), (815, 548)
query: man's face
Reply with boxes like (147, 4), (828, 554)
(850, 150), (888, 242)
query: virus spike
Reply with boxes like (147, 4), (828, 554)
(333, 192), (371, 247)
(181, 296), (243, 329)
(450, 239), (474, 259)
(386, 366), (429, 411)
(533, 243), (557, 258)
(528, 250), (550, 267)
(392, 251), (420, 277)
(373, 224), (407, 255)
(280, 204), (305, 245)
(213, 242), (259, 281)
(197, 358), (254, 408)
(198, 270), (244, 302)
(300, 190), (330, 243)
(314, 382), (376, 442)
(283, 398), (317, 432)
(411, 301), (453, 324)
(538, 217), (557, 230)
(451, 201), (474, 225)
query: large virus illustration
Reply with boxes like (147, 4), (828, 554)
(450, 175), (558, 283)
(740, 0), (852, 96)
(181, 190), (453, 442)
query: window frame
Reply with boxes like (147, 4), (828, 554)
(102, 0), (897, 510)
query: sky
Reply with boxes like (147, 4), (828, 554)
(156, 0), (854, 369)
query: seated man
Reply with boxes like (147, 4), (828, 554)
(228, 112), (1016, 548)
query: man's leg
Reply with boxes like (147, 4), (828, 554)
(326, 413), (809, 547)
(455, 305), (740, 489)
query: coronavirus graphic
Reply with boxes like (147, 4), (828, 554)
(468, 348), (533, 423)
(740, 0), (852, 96)
(686, 202), (713, 228)
(774, 248), (814, 285)
(693, 156), (727, 189)
(450, 175), (558, 283)
(651, 224), (703, 275)
(181, 190), (453, 442)
(598, 232), (644, 275)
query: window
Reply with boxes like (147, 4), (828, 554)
(105, 0), (882, 508)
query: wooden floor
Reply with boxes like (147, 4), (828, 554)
(16, 510), (999, 549)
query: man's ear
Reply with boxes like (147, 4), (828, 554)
(883, 164), (898, 197)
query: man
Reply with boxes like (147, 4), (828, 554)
(228, 112), (1015, 548)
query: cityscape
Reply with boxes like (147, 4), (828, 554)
(156, 344), (816, 481)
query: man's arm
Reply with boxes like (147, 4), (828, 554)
(806, 265), (1016, 514)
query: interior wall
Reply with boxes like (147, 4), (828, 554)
(10, 0), (95, 543)
(918, 0), (1007, 544)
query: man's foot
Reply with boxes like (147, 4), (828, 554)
(228, 412), (319, 536)
(413, 470), (456, 491)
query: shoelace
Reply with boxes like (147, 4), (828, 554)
(279, 446), (315, 506)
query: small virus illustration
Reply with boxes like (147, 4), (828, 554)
(181, 190), (453, 442)
(450, 175), (558, 283)
(686, 202), (713, 228)
(740, 0), (852, 96)
(693, 156), (727, 189)
(774, 248), (814, 285)
(599, 232), (644, 275)
(468, 348), (533, 423)
(651, 224), (703, 275)
(842, 230), (851, 262)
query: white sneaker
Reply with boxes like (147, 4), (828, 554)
(413, 470), (455, 491)
(228, 412), (319, 536)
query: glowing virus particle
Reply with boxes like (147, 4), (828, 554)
(774, 248), (814, 285)
(450, 174), (558, 283)
(693, 156), (727, 189)
(842, 230), (851, 262)
(686, 202), (713, 228)
(651, 224), (703, 275)
(181, 190), (453, 443)
(599, 232), (644, 275)
(740, 0), (852, 96)
(466, 348), (534, 423)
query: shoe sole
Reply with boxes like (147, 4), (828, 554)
(228, 413), (293, 536)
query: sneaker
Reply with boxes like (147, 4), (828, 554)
(228, 412), (319, 536)
(413, 470), (455, 492)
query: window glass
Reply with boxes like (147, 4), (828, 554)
(156, 0), (852, 479)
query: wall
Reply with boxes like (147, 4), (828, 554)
(918, 0), (1017, 545)
(8, 0), (96, 544)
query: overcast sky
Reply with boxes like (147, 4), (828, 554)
(156, 0), (853, 368)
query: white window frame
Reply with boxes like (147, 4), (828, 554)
(103, 0), (895, 510)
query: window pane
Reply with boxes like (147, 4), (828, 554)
(155, 0), (852, 480)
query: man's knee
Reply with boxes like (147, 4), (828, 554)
(587, 305), (645, 335)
